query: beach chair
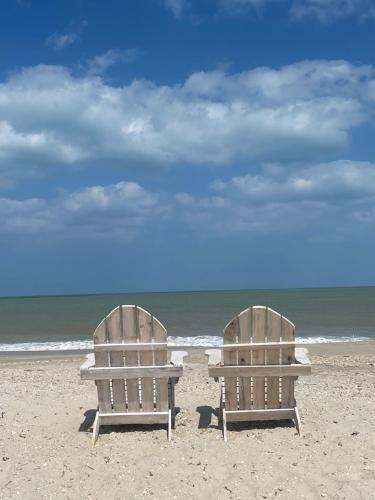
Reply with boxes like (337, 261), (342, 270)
(206, 306), (311, 441)
(80, 305), (187, 443)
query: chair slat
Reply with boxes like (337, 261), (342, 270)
(281, 318), (295, 408)
(122, 306), (140, 412)
(266, 308), (282, 409)
(153, 316), (168, 412)
(93, 321), (112, 412)
(223, 318), (238, 411)
(139, 308), (154, 412)
(108, 307), (126, 412)
(238, 309), (251, 410)
(252, 307), (266, 409)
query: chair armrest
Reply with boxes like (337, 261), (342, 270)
(205, 349), (222, 366)
(170, 350), (188, 367)
(295, 348), (311, 366)
(80, 353), (95, 377)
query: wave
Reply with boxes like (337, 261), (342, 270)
(0, 335), (372, 352)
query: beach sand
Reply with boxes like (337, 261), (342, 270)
(1, 343), (375, 499)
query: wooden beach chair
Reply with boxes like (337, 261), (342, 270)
(80, 305), (187, 443)
(206, 306), (311, 441)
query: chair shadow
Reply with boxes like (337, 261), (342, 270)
(227, 419), (295, 433)
(196, 406), (220, 429)
(79, 409), (97, 432)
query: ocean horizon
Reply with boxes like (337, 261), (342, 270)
(0, 286), (374, 351)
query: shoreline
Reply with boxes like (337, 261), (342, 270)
(1, 340), (375, 362)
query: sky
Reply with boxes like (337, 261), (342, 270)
(1, 0), (375, 296)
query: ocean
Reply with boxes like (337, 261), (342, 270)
(0, 286), (374, 351)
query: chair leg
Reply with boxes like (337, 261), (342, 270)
(92, 411), (100, 445)
(170, 379), (176, 429)
(167, 409), (172, 441)
(294, 407), (302, 436)
(222, 408), (228, 442)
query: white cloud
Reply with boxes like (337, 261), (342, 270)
(45, 32), (78, 50)
(291, 0), (375, 22)
(86, 49), (140, 76)
(0, 181), (161, 239)
(1, 161), (375, 240)
(164, 0), (186, 17)
(212, 160), (375, 202)
(0, 60), (374, 185)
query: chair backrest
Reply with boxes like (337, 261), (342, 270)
(93, 305), (169, 414)
(222, 305), (296, 411)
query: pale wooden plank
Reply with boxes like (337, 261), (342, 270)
(281, 317), (295, 408)
(223, 317), (239, 411)
(100, 412), (169, 426)
(295, 348), (311, 365)
(266, 308), (282, 409)
(81, 364), (183, 380)
(252, 307), (266, 409)
(122, 306), (140, 412)
(94, 343), (167, 352)
(138, 308), (154, 412)
(93, 320), (112, 412)
(108, 307), (126, 412)
(222, 341), (295, 350)
(170, 351), (188, 367)
(225, 408), (295, 422)
(238, 308), (251, 410)
(208, 364), (311, 378)
(205, 349), (221, 366)
(153, 316), (169, 412)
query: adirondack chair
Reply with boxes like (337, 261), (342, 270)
(80, 305), (187, 443)
(206, 306), (311, 441)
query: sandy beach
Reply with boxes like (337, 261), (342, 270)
(1, 343), (375, 500)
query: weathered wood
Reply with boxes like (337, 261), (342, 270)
(294, 406), (302, 436)
(122, 306), (140, 412)
(92, 411), (101, 445)
(205, 349), (221, 366)
(209, 364), (311, 378)
(81, 364), (183, 380)
(223, 317), (239, 411)
(222, 341), (295, 350)
(153, 316), (169, 412)
(108, 307), (126, 412)
(94, 343), (167, 352)
(138, 308), (154, 412)
(170, 351), (188, 367)
(281, 317), (295, 408)
(99, 412), (169, 426)
(238, 308), (252, 410)
(252, 307), (266, 409)
(225, 408), (295, 423)
(93, 320), (112, 413)
(295, 348), (311, 365)
(266, 308), (282, 409)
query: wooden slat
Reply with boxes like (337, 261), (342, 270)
(100, 412), (169, 426)
(238, 308), (251, 410)
(208, 364), (311, 378)
(223, 317), (238, 411)
(252, 307), (266, 409)
(94, 343), (167, 352)
(266, 308), (281, 409)
(138, 308), (154, 412)
(281, 318), (295, 408)
(222, 342), (295, 350)
(93, 320), (112, 412)
(81, 365), (183, 381)
(122, 306), (140, 412)
(108, 307), (126, 412)
(225, 408), (295, 423)
(153, 316), (169, 412)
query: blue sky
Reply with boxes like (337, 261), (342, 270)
(1, 0), (375, 295)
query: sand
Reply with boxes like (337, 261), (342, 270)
(1, 343), (375, 499)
